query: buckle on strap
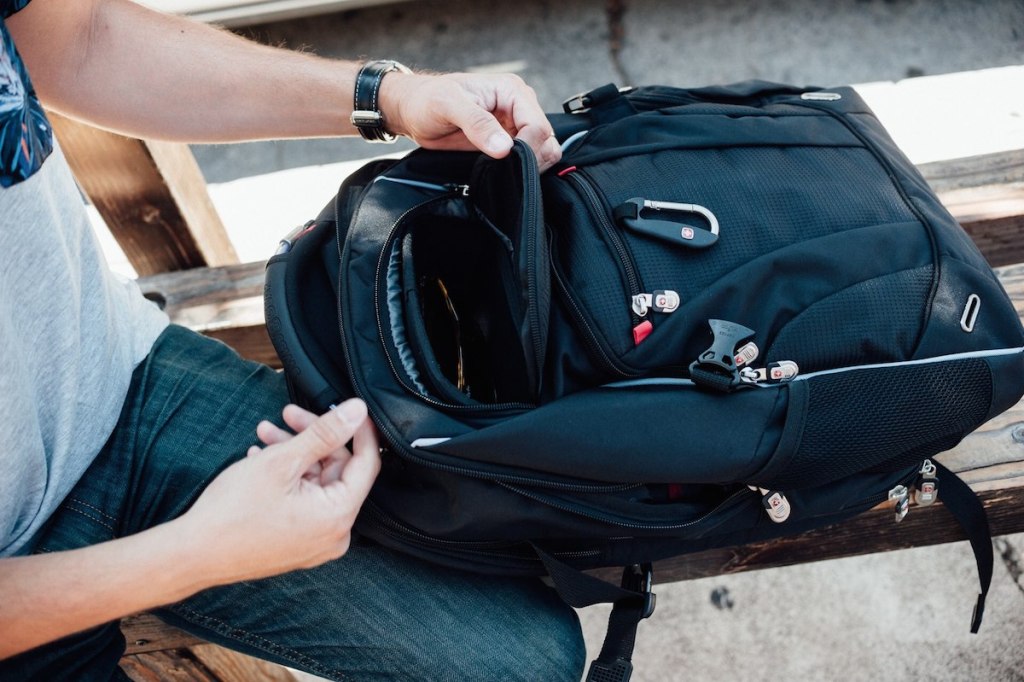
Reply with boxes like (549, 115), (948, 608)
(623, 563), (656, 620)
(563, 84), (635, 114)
(689, 319), (757, 392)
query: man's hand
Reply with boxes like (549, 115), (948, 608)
(0, 401), (381, 659)
(380, 71), (562, 171)
(178, 399), (381, 586)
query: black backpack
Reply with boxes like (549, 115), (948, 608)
(265, 81), (1024, 681)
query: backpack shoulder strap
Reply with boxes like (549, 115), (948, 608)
(933, 460), (993, 633)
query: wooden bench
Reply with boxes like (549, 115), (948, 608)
(51, 90), (1024, 680)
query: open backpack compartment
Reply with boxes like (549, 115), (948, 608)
(375, 142), (549, 408)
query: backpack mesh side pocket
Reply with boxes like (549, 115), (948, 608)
(757, 358), (992, 490)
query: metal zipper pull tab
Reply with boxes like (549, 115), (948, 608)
(631, 290), (680, 317)
(766, 360), (800, 383)
(739, 360), (800, 386)
(734, 341), (759, 368)
(889, 484), (910, 523)
(749, 486), (791, 523)
(913, 459), (939, 507)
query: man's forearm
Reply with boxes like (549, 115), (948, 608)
(0, 518), (211, 659)
(10, 0), (362, 143)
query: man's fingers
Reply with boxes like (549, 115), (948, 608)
(503, 80), (561, 170)
(282, 404), (318, 433)
(446, 99), (513, 159)
(256, 420), (291, 446)
(514, 123), (561, 171)
(269, 398), (367, 473)
(337, 417), (381, 501)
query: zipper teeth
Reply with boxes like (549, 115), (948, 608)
(568, 171), (644, 319)
(519, 142), (546, 395)
(500, 483), (749, 530)
(550, 251), (635, 378)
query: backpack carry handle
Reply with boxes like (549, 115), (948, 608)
(550, 80), (820, 139)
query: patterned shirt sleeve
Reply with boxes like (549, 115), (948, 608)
(0, 1), (53, 187)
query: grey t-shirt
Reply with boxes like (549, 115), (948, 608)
(0, 143), (169, 556)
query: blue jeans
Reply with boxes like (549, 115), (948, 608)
(3, 325), (584, 681)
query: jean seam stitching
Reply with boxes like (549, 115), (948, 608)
(67, 497), (118, 523)
(168, 605), (347, 680)
(64, 503), (116, 533)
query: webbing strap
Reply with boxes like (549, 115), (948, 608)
(533, 547), (654, 682)
(932, 460), (993, 633)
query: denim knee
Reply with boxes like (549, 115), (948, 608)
(411, 583), (586, 682)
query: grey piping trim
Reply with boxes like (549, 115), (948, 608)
(560, 129), (590, 153)
(798, 346), (1024, 380)
(411, 437), (452, 448)
(375, 176), (449, 192)
(602, 347), (1024, 389)
(386, 239), (429, 395)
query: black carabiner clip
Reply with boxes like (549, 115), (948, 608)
(614, 197), (720, 249)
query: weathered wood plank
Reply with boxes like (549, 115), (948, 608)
(120, 646), (296, 682)
(50, 112), (238, 276)
(928, 150), (1024, 267)
(122, 614), (203, 655)
(189, 644), (298, 682)
(919, 149), (1024, 193)
(120, 650), (219, 682)
(137, 262), (277, 365)
(120, 618), (298, 681)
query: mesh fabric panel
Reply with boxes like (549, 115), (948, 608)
(760, 358), (992, 489)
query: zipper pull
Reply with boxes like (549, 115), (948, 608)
(631, 290), (681, 345)
(445, 183), (470, 197)
(739, 360), (800, 385)
(748, 486), (791, 523)
(913, 459), (939, 507)
(734, 341), (759, 368)
(889, 484), (910, 523)
(631, 290), (680, 317)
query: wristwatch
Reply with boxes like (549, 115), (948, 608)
(351, 60), (411, 143)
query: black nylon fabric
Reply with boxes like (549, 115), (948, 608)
(266, 82), (1024, 626)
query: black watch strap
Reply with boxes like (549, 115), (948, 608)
(351, 60), (410, 143)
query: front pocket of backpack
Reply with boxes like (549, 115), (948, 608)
(545, 141), (924, 380)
